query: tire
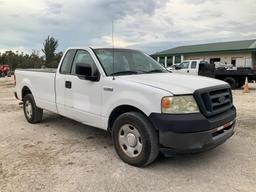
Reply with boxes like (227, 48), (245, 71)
(112, 111), (159, 167)
(223, 77), (236, 89)
(23, 94), (43, 123)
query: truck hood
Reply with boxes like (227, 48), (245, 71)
(120, 73), (228, 95)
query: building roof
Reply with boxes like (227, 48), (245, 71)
(152, 39), (256, 56)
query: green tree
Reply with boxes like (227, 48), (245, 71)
(42, 36), (58, 67)
(55, 51), (63, 63)
(0, 50), (45, 70)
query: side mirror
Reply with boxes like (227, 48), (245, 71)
(76, 63), (100, 81)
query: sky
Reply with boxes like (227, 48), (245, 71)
(0, 0), (256, 55)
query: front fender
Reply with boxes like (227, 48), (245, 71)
(105, 91), (155, 117)
(102, 79), (171, 118)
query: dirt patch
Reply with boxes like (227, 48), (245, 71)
(0, 78), (15, 88)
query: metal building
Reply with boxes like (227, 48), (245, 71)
(151, 39), (256, 69)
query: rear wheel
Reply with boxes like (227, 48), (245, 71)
(223, 77), (236, 89)
(112, 112), (159, 167)
(23, 94), (43, 123)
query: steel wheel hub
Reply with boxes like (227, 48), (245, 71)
(127, 133), (137, 147)
(118, 124), (143, 157)
(25, 100), (32, 118)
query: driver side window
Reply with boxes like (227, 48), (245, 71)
(71, 50), (97, 76)
(179, 62), (189, 69)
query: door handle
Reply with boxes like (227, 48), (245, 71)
(103, 86), (113, 92)
(65, 81), (72, 89)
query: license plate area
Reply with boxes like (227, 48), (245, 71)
(212, 121), (234, 137)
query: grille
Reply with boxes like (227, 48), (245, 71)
(194, 85), (233, 117)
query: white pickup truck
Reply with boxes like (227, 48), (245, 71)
(168, 60), (208, 75)
(15, 48), (236, 166)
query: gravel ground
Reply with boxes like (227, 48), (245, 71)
(0, 77), (256, 192)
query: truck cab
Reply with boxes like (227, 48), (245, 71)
(171, 60), (209, 75)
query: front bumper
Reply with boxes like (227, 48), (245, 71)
(149, 107), (236, 155)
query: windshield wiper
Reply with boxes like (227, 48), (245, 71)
(109, 71), (139, 76)
(146, 69), (166, 73)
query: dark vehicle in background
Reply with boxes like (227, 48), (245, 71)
(170, 60), (256, 89)
(0, 64), (10, 77)
(199, 64), (256, 89)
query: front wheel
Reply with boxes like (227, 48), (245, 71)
(23, 94), (43, 123)
(112, 112), (159, 167)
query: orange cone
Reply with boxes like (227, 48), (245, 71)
(243, 77), (250, 93)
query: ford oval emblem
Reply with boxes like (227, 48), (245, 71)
(218, 96), (226, 103)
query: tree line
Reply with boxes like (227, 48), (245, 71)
(0, 36), (62, 70)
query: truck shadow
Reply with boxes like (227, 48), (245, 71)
(152, 145), (229, 168)
(41, 111), (113, 146)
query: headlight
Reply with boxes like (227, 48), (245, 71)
(161, 96), (199, 114)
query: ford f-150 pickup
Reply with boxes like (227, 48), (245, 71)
(15, 47), (236, 167)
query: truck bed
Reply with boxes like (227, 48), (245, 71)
(15, 68), (57, 113)
(199, 65), (256, 79)
(16, 68), (57, 73)
(214, 68), (256, 76)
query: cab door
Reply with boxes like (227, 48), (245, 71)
(64, 49), (102, 128)
(55, 49), (76, 115)
(189, 61), (198, 75)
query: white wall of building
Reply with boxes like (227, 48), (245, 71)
(184, 52), (252, 68)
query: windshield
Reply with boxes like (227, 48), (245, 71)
(94, 48), (167, 76)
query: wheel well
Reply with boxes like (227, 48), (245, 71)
(108, 105), (146, 132)
(22, 86), (32, 100)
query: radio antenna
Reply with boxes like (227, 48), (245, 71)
(112, 20), (115, 80)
